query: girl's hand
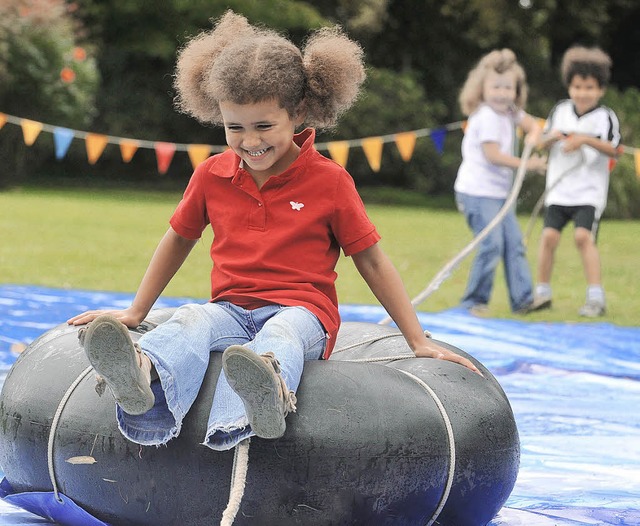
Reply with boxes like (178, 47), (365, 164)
(546, 129), (565, 143)
(67, 306), (145, 328)
(526, 153), (547, 174)
(538, 129), (564, 150)
(413, 338), (483, 376)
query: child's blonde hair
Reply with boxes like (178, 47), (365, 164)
(560, 46), (612, 88)
(173, 10), (365, 129)
(458, 48), (528, 116)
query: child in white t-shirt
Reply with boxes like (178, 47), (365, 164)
(454, 49), (546, 315)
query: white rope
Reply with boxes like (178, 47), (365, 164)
(47, 365), (95, 502)
(220, 438), (251, 526)
(217, 334), (447, 525)
(397, 370), (456, 526)
(339, 354), (415, 363)
(332, 343), (456, 525)
(379, 142), (534, 325)
(331, 330), (430, 356)
(523, 149), (585, 247)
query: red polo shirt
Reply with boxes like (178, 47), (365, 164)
(169, 128), (380, 358)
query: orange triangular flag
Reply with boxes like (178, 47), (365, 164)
(21, 119), (43, 146)
(0, 113), (7, 129)
(327, 141), (350, 168)
(119, 139), (140, 163)
(635, 150), (640, 180)
(155, 142), (176, 174)
(187, 144), (211, 169)
(394, 132), (417, 162)
(85, 133), (109, 164)
(361, 137), (384, 172)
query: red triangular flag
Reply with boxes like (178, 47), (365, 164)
(155, 142), (176, 174)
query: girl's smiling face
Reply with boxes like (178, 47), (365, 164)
(482, 70), (517, 114)
(219, 99), (304, 186)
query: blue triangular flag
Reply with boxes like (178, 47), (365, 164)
(430, 128), (447, 154)
(53, 127), (75, 160)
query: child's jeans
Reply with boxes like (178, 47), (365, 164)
(456, 192), (533, 312)
(115, 302), (326, 450)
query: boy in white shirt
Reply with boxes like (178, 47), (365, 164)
(529, 46), (621, 317)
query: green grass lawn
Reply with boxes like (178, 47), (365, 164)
(1, 186), (638, 326)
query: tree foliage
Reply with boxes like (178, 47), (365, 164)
(0, 0), (99, 188)
(0, 0), (99, 126)
(2, 0), (640, 216)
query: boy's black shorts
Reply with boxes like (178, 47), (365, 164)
(543, 204), (599, 237)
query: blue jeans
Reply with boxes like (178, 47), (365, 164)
(116, 302), (326, 450)
(455, 192), (533, 312)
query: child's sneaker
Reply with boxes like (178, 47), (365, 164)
(579, 300), (606, 318)
(526, 293), (552, 312)
(469, 303), (489, 317)
(222, 345), (297, 439)
(80, 315), (155, 415)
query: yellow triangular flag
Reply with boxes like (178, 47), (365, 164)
(635, 150), (640, 180)
(394, 132), (417, 162)
(327, 141), (350, 168)
(187, 144), (212, 169)
(119, 139), (139, 163)
(361, 137), (384, 172)
(21, 119), (43, 146)
(0, 113), (6, 129)
(85, 133), (109, 164)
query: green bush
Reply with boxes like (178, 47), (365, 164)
(318, 67), (451, 194)
(600, 86), (640, 219)
(0, 1), (99, 187)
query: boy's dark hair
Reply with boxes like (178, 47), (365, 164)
(560, 46), (612, 88)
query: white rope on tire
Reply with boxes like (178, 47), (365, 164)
(396, 369), (456, 526)
(47, 365), (95, 502)
(219, 347), (455, 526)
(330, 330), (431, 356)
(334, 343), (456, 526)
(48, 364), (253, 524)
(48, 353), (451, 525)
(220, 438), (251, 526)
(379, 142), (535, 325)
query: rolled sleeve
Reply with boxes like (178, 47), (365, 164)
(330, 172), (380, 257)
(169, 164), (210, 240)
(342, 229), (381, 257)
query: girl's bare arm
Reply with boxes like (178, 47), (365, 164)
(67, 227), (198, 327)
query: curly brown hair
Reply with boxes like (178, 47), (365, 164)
(458, 49), (528, 117)
(173, 11), (365, 129)
(560, 46), (612, 88)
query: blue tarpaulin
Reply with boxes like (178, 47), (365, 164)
(1, 285), (639, 526)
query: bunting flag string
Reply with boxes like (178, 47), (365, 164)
(1, 110), (639, 176)
(0, 110), (464, 173)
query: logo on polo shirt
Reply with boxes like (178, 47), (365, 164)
(290, 201), (304, 211)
